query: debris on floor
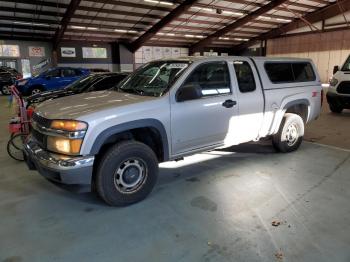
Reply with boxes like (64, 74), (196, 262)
(275, 250), (284, 261)
(272, 220), (288, 227)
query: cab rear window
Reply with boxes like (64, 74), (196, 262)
(264, 62), (316, 83)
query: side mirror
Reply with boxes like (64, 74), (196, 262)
(333, 65), (339, 74)
(176, 84), (202, 102)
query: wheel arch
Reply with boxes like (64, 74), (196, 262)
(89, 119), (170, 162)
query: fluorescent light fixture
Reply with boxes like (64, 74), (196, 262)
(128, 30), (138, 33)
(234, 38), (249, 41)
(259, 15), (271, 20)
(185, 34), (204, 38)
(276, 18), (292, 22)
(144, 0), (174, 5)
(192, 6), (214, 12)
(86, 27), (98, 30)
(222, 10), (243, 16)
(71, 25), (86, 29)
(13, 21), (50, 27)
(156, 32), (165, 35)
(114, 29), (127, 33)
(166, 33), (175, 36)
(219, 37), (230, 40)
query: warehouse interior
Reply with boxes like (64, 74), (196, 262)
(0, 0), (349, 261)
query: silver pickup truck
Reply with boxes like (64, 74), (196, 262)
(24, 56), (322, 206)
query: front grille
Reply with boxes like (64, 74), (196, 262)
(337, 81), (350, 95)
(31, 128), (47, 148)
(31, 113), (50, 149)
(32, 113), (51, 128)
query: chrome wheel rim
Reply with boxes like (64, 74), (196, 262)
(31, 89), (41, 95)
(2, 85), (10, 95)
(114, 158), (147, 193)
(285, 123), (298, 146)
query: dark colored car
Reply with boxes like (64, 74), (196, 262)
(27, 72), (129, 105)
(0, 67), (22, 95)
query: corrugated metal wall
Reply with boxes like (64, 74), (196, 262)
(266, 29), (350, 83)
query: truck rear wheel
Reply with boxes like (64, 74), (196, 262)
(272, 113), (304, 153)
(96, 140), (159, 206)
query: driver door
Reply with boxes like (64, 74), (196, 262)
(170, 61), (239, 156)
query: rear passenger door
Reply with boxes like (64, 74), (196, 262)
(230, 58), (264, 143)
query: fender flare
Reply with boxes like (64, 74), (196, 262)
(89, 119), (170, 161)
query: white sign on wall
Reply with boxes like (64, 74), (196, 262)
(61, 47), (76, 57)
(143, 47), (152, 62)
(153, 47), (163, 60)
(0, 45), (20, 57)
(163, 47), (172, 58)
(171, 47), (180, 58)
(29, 46), (45, 57)
(82, 47), (107, 59)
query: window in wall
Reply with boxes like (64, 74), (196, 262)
(265, 62), (316, 83)
(233, 61), (256, 93)
(182, 61), (231, 97)
(82, 47), (107, 58)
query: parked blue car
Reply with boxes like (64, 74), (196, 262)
(16, 67), (90, 96)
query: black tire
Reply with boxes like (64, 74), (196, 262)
(96, 140), (159, 206)
(30, 86), (43, 96)
(1, 85), (11, 95)
(329, 103), (343, 113)
(272, 113), (304, 153)
(7, 133), (26, 161)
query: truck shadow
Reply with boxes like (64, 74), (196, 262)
(58, 141), (277, 206)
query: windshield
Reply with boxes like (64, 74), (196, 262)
(65, 75), (101, 92)
(116, 61), (189, 96)
(341, 55), (350, 71)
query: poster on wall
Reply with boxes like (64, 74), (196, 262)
(163, 47), (171, 58)
(153, 47), (163, 60)
(29, 46), (45, 57)
(0, 45), (20, 57)
(171, 48), (180, 58)
(82, 47), (107, 59)
(61, 47), (76, 57)
(143, 47), (152, 62)
(32, 58), (51, 75)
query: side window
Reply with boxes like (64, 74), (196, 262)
(265, 63), (294, 83)
(265, 62), (315, 83)
(292, 63), (315, 82)
(46, 69), (61, 77)
(62, 69), (76, 77)
(92, 76), (120, 91)
(182, 62), (231, 97)
(233, 61), (256, 93)
(75, 69), (83, 76)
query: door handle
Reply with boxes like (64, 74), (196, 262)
(222, 99), (237, 108)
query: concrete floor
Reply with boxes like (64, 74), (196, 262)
(0, 96), (350, 262)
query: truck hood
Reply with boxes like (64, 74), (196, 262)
(35, 90), (156, 119)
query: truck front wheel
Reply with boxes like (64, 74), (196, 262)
(272, 113), (304, 153)
(96, 140), (159, 206)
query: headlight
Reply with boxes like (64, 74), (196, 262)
(51, 120), (87, 131)
(329, 77), (338, 87)
(47, 137), (83, 155)
(47, 120), (88, 155)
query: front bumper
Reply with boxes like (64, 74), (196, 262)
(326, 89), (350, 108)
(24, 138), (94, 186)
